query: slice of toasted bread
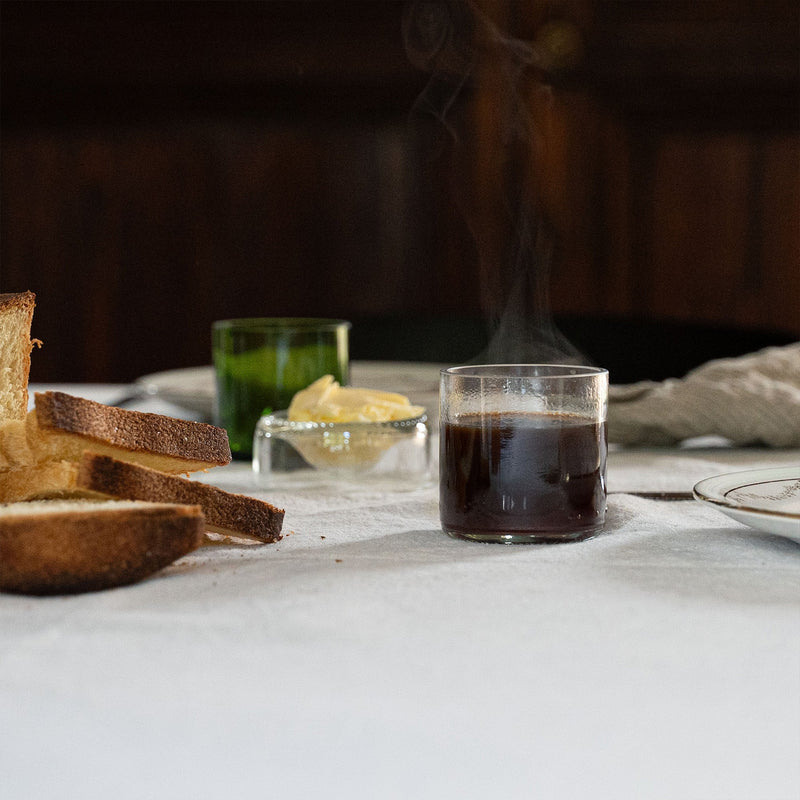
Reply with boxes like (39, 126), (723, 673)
(0, 453), (285, 543)
(0, 499), (204, 595)
(17, 391), (232, 473)
(77, 454), (285, 543)
(0, 291), (38, 422)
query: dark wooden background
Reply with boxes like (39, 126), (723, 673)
(2, 0), (798, 384)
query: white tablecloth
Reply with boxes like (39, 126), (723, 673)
(3, 382), (799, 800)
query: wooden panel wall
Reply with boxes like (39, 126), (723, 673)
(1, 1), (464, 381)
(460, 0), (800, 337)
(1, 1), (798, 383)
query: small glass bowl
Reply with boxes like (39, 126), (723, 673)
(252, 411), (432, 489)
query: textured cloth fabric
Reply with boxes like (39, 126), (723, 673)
(608, 342), (800, 447)
(3, 448), (800, 800)
(4, 383), (800, 800)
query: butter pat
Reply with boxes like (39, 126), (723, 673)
(288, 375), (425, 423)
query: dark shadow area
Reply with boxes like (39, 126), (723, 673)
(349, 314), (796, 383)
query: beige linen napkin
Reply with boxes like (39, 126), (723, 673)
(608, 342), (800, 447)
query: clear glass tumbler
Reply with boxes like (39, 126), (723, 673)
(212, 318), (350, 459)
(439, 364), (608, 543)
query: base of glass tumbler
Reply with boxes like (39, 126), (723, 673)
(443, 524), (604, 544)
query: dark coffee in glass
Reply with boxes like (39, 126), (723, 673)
(439, 365), (609, 544)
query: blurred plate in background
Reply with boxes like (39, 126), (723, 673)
(135, 361), (445, 422)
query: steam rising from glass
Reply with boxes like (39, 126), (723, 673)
(403, 0), (588, 366)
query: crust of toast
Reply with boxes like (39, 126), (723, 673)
(0, 453), (285, 543)
(77, 454), (284, 543)
(0, 500), (204, 595)
(28, 391), (231, 472)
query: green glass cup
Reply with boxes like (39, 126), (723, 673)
(212, 318), (350, 459)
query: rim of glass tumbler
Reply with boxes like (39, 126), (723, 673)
(212, 318), (351, 333)
(440, 364), (608, 380)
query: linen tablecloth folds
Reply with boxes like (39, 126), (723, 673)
(608, 342), (800, 447)
(3, 447), (799, 800)
(4, 378), (800, 799)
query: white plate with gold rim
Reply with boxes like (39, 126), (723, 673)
(693, 467), (800, 542)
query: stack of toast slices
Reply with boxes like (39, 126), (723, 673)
(0, 291), (285, 595)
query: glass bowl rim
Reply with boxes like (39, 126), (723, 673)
(256, 409), (428, 434)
